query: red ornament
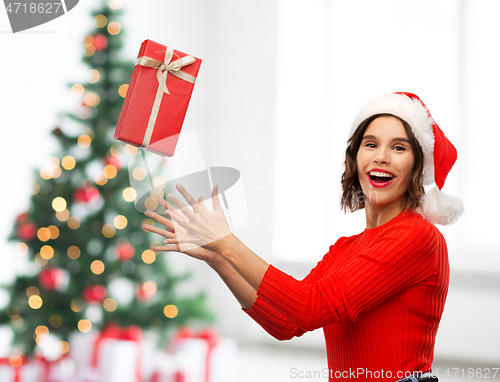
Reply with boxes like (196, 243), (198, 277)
(82, 284), (107, 303)
(93, 34), (108, 51)
(115, 242), (135, 262)
(38, 267), (66, 291)
(17, 221), (38, 241)
(104, 154), (122, 171)
(73, 186), (100, 203)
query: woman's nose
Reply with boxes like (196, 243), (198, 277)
(373, 148), (390, 164)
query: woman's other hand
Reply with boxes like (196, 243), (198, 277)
(143, 183), (232, 255)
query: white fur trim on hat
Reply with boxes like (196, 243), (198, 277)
(419, 186), (464, 225)
(350, 93), (435, 185)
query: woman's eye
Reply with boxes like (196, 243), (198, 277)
(365, 143), (376, 148)
(394, 146), (406, 151)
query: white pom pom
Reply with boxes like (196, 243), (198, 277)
(420, 187), (464, 225)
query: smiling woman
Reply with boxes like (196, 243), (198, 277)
(342, 114), (425, 221)
(143, 93), (464, 382)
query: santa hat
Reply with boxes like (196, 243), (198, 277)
(350, 92), (464, 225)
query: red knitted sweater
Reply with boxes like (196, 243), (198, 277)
(244, 210), (449, 381)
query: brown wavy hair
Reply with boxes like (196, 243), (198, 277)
(340, 114), (425, 213)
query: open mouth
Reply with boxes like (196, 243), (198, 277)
(368, 171), (394, 184)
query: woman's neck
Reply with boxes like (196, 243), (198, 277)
(364, 200), (406, 229)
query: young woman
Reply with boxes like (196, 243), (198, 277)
(143, 92), (464, 382)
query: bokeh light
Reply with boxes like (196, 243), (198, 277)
(124, 144), (138, 156)
(70, 299), (83, 312)
(32, 181), (40, 195)
(62, 156), (76, 170)
(34, 254), (48, 267)
(163, 304), (178, 318)
(84, 43), (95, 57)
(113, 215), (127, 229)
(40, 245), (54, 260)
(94, 14), (107, 28)
(103, 164), (117, 179)
(91, 260), (105, 275)
(48, 225), (60, 239)
(28, 295), (43, 309)
(103, 298), (117, 312)
(78, 135), (92, 148)
(110, 144), (121, 157)
(102, 224), (116, 238)
(109, 0), (122, 9)
(144, 197), (158, 210)
(26, 286), (40, 297)
(59, 341), (70, 354)
(67, 216), (81, 230)
(142, 218), (155, 227)
(107, 21), (121, 35)
(15, 242), (28, 256)
(83, 92), (100, 107)
(122, 187), (137, 202)
(78, 319), (92, 333)
(37, 227), (51, 242)
(152, 176), (166, 188)
(142, 250), (156, 264)
(35, 325), (49, 339)
(9, 355), (23, 368)
(118, 84), (128, 98)
(71, 84), (85, 98)
(95, 172), (108, 186)
(67, 246), (81, 260)
(52, 197), (67, 212)
(87, 69), (101, 83)
(56, 209), (70, 222)
(132, 167), (146, 181)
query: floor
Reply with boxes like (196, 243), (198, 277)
(236, 342), (500, 382)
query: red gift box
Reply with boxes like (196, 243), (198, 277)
(114, 39), (202, 157)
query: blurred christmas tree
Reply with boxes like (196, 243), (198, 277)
(1, 0), (212, 358)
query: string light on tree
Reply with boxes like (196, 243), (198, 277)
(94, 15), (107, 28)
(71, 84), (85, 98)
(107, 21), (121, 35)
(87, 69), (101, 84)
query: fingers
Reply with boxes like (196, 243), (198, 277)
(142, 223), (176, 239)
(151, 244), (180, 252)
(166, 188), (195, 219)
(175, 183), (204, 212)
(144, 210), (174, 230)
(211, 184), (223, 211)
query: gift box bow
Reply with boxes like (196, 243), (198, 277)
(136, 46), (198, 148)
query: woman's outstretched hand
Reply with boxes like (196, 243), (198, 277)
(143, 183), (233, 255)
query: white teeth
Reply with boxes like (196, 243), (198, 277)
(369, 171), (393, 178)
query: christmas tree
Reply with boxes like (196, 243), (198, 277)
(1, 0), (212, 358)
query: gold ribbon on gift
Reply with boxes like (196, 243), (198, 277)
(136, 46), (197, 148)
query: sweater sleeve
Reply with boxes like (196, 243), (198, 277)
(242, 237), (349, 340)
(256, 218), (440, 331)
